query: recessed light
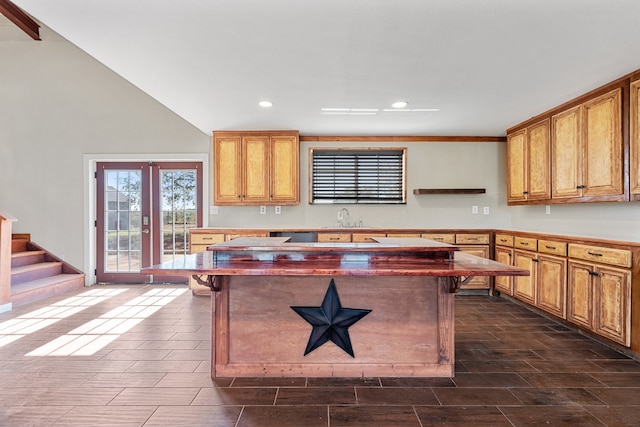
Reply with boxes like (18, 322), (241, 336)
(391, 101), (408, 109)
(258, 100), (273, 108)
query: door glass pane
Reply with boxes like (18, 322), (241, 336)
(104, 170), (142, 272)
(160, 169), (197, 263)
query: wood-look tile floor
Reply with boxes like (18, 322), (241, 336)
(1, 285), (640, 426)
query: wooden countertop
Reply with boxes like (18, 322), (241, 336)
(143, 237), (528, 278)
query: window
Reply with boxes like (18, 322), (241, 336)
(310, 148), (406, 204)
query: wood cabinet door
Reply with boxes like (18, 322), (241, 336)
(527, 119), (551, 200)
(270, 135), (299, 204)
(551, 105), (582, 199)
(630, 80), (640, 196)
(513, 250), (536, 304)
(567, 261), (594, 330)
(507, 129), (526, 202)
(582, 88), (623, 197)
(595, 266), (631, 346)
(242, 136), (270, 203)
(494, 247), (513, 295)
(214, 136), (243, 205)
(458, 246), (490, 289)
(536, 254), (567, 319)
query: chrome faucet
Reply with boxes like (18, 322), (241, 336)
(339, 208), (350, 227)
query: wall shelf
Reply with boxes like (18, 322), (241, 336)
(413, 188), (486, 195)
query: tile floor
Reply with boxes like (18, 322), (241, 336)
(1, 284), (640, 426)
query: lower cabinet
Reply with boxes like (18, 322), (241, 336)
(189, 232), (225, 295)
(567, 260), (631, 346)
(513, 250), (537, 305)
(494, 246), (514, 295)
(536, 254), (567, 318)
(511, 237), (568, 319)
(458, 245), (490, 290)
(188, 230), (268, 295)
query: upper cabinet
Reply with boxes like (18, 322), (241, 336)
(631, 79), (640, 199)
(507, 119), (551, 203)
(213, 131), (299, 206)
(507, 78), (628, 205)
(552, 88), (623, 200)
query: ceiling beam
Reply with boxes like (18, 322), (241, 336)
(0, 0), (40, 40)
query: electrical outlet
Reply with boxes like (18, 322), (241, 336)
(471, 205), (478, 214)
(259, 205), (266, 215)
(483, 206), (490, 215)
(275, 206), (281, 214)
(545, 205), (551, 215)
(209, 206), (219, 215)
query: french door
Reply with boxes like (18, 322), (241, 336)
(96, 162), (203, 283)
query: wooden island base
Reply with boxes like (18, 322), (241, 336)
(214, 275), (453, 378)
(144, 237), (528, 378)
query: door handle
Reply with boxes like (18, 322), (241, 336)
(142, 229), (150, 234)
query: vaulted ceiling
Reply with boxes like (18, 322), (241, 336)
(9, 0), (640, 136)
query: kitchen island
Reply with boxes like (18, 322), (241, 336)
(143, 237), (528, 378)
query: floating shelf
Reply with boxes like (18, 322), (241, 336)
(413, 188), (486, 195)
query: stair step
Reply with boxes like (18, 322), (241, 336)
(10, 274), (86, 308)
(11, 262), (63, 285)
(11, 239), (29, 253)
(11, 250), (46, 268)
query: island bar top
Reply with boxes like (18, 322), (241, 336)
(143, 237), (530, 279)
(142, 237), (529, 378)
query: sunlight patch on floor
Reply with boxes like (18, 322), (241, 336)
(0, 288), (128, 348)
(26, 288), (188, 356)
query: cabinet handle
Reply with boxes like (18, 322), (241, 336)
(500, 239), (507, 243)
(545, 245), (556, 250)
(202, 237), (213, 241)
(329, 237), (340, 241)
(523, 191), (529, 195)
(532, 258), (539, 263)
(587, 251), (603, 257)
(468, 237), (478, 241)
(521, 242), (529, 246)
(588, 271), (600, 277)
(576, 185), (585, 189)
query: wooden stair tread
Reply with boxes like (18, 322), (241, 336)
(11, 274), (84, 294)
(11, 261), (63, 274)
(11, 250), (46, 259)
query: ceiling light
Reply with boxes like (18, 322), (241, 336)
(391, 101), (408, 108)
(258, 100), (273, 108)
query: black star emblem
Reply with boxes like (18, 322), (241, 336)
(291, 279), (372, 357)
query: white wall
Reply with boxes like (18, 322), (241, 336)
(0, 27), (209, 272)
(2, 25), (640, 285)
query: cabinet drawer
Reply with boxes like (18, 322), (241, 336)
(352, 233), (386, 243)
(386, 233), (421, 238)
(191, 233), (226, 245)
(495, 234), (514, 247)
(514, 237), (537, 251)
(568, 244), (632, 268)
(538, 239), (567, 256)
(190, 244), (212, 254)
(421, 233), (456, 244)
(455, 234), (490, 244)
(317, 233), (352, 243)
(226, 232), (269, 241)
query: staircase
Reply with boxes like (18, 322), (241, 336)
(10, 234), (85, 307)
